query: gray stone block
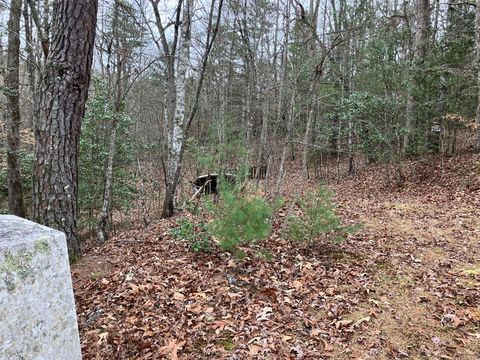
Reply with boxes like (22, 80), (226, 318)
(0, 215), (82, 360)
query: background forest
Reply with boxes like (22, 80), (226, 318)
(1, 1), (480, 358)
(0, 0), (479, 250)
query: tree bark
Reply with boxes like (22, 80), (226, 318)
(26, 0), (49, 58)
(403, 0), (430, 153)
(96, 0), (125, 242)
(160, 0), (223, 218)
(5, 0), (26, 218)
(301, 0), (321, 179)
(33, 0), (98, 258)
(23, 1), (37, 128)
(162, 0), (193, 218)
(96, 123), (117, 242)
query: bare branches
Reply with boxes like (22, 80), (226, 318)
(26, 0), (49, 58)
(185, 0), (224, 132)
(149, 0), (184, 59)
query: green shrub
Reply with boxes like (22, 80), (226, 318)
(170, 218), (211, 253)
(285, 186), (360, 244)
(206, 189), (272, 252)
(78, 77), (136, 229)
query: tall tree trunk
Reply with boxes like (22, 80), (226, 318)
(96, 123), (117, 242)
(162, 0), (193, 218)
(26, 0), (49, 58)
(274, 1), (291, 193)
(5, 0), (25, 218)
(302, 105), (314, 178)
(255, 95), (268, 186)
(33, 0), (98, 258)
(301, 0), (322, 179)
(404, 0), (430, 153)
(276, 91), (296, 191)
(96, 0), (124, 242)
(475, 0), (480, 152)
(23, 1), (37, 128)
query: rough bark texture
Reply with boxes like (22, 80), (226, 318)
(5, 0), (26, 218)
(301, 1), (321, 179)
(33, 0), (98, 258)
(302, 97), (315, 179)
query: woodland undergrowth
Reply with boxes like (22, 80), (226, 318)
(73, 153), (480, 360)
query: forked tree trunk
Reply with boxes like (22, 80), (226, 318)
(162, 0), (192, 218)
(5, 0), (25, 218)
(33, 0), (98, 258)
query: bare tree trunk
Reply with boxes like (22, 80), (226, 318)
(255, 96), (268, 186)
(26, 0), (49, 58)
(23, 1), (36, 128)
(347, 118), (354, 174)
(4, 0), (25, 218)
(160, 0), (223, 218)
(33, 0), (98, 258)
(239, 1), (258, 151)
(162, 0), (193, 218)
(302, 105), (314, 178)
(404, 90), (413, 151)
(96, 124), (117, 242)
(301, 0), (321, 179)
(403, 0), (430, 153)
(475, 0), (480, 152)
(276, 92), (296, 191)
(96, 0), (126, 242)
(273, 1), (291, 193)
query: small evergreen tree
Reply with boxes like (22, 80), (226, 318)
(206, 188), (272, 252)
(285, 185), (360, 244)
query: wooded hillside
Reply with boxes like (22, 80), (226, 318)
(0, 0), (479, 358)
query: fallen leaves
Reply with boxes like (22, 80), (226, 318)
(335, 319), (353, 329)
(256, 306), (274, 321)
(72, 153), (480, 359)
(159, 338), (186, 360)
(172, 291), (185, 301)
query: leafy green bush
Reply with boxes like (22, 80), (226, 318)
(206, 189), (272, 252)
(285, 186), (360, 244)
(170, 218), (211, 253)
(170, 218), (194, 240)
(78, 77), (136, 229)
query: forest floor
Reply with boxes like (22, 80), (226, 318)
(72, 153), (480, 360)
